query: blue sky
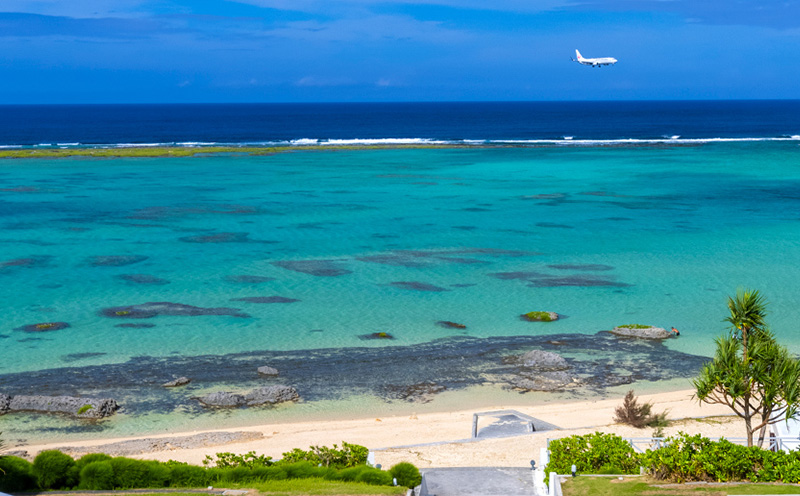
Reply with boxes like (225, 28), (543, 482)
(1, 0), (798, 102)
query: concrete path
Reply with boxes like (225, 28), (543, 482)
(420, 467), (536, 496)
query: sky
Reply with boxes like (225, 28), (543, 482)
(1, 0), (799, 103)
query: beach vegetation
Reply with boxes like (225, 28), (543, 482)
(279, 442), (369, 467)
(245, 477), (407, 495)
(79, 461), (115, 489)
(544, 432), (641, 475)
(32, 449), (76, 489)
(0, 455), (37, 492)
(389, 462), (422, 488)
(77, 404), (94, 415)
(202, 450), (274, 468)
(616, 324), (651, 329)
(694, 289), (800, 447)
(614, 390), (669, 428)
(561, 475), (800, 496)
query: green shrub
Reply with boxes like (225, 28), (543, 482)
(339, 465), (370, 481)
(33, 450), (76, 489)
(79, 461), (115, 490)
(0, 456), (38, 492)
(279, 442), (369, 468)
(169, 463), (209, 486)
(545, 432), (640, 475)
(283, 460), (320, 479)
(68, 453), (113, 483)
(390, 462), (422, 488)
(203, 450), (273, 468)
(356, 467), (393, 486)
(109, 457), (169, 488)
(251, 465), (289, 481)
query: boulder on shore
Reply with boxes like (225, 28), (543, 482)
(162, 377), (191, 388)
(257, 366), (279, 376)
(197, 385), (299, 408)
(510, 371), (576, 392)
(3, 394), (119, 418)
(611, 325), (671, 339)
(520, 350), (570, 370)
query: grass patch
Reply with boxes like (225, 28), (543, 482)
(523, 311), (554, 322)
(561, 476), (800, 496)
(616, 324), (651, 329)
(245, 477), (407, 495)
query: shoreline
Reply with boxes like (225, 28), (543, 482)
(12, 389), (742, 468)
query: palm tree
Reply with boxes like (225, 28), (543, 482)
(725, 289), (768, 362)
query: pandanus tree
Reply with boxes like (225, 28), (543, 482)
(694, 290), (800, 447)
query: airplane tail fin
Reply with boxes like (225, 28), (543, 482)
(575, 49), (583, 60)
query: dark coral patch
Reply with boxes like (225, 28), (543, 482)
(226, 275), (276, 284)
(232, 296), (300, 304)
(359, 332), (395, 340)
(272, 260), (351, 277)
(15, 322), (70, 332)
(100, 302), (250, 319)
(115, 323), (157, 328)
(536, 222), (574, 229)
(547, 264), (614, 272)
(117, 274), (170, 285)
(90, 255), (148, 267)
(527, 276), (631, 288)
(61, 352), (107, 363)
(1, 256), (52, 270)
(437, 321), (467, 329)
(179, 232), (251, 243)
(488, 271), (549, 280)
(388, 281), (450, 292)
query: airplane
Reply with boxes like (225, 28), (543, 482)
(572, 49), (617, 67)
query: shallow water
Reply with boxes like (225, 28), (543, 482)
(3, 143), (800, 442)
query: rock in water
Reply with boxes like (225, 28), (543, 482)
(162, 377), (191, 388)
(520, 350), (570, 370)
(245, 386), (299, 406)
(196, 386), (299, 408)
(0, 393), (10, 414)
(4, 395), (119, 418)
(257, 366), (279, 376)
(521, 311), (559, 322)
(611, 326), (671, 339)
(197, 391), (246, 407)
(510, 371), (575, 392)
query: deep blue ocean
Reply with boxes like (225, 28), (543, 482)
(3, 100), (800, 444)
(1, 101), (799, 146)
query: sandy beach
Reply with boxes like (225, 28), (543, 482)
(16, 389), (744, 468)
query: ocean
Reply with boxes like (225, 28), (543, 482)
(2, 101), (800, 444)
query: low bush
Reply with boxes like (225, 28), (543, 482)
(339, 465), (371, 482)
(79, 461), (115, 490)
(168, 462), (209, 487)
(279, 442), (369, 468)
(545, 432), (641, 475)
(0, 455), (38, 492)
(614, 390), (669, 428)
(251, 465), (289, 481)
(33, 449), (76, 489)
(356, 467), (394, 486)
(69, 453), (113, 483)
(203, 450), (273, 468)
(109, 457), (169, 488)
(390, 462), (422, 488)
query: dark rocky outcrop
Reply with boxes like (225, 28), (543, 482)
(519, 350), (570, 370)
(197, 385), (299, 408)
(437, 321), (467, 329)
(3, 394), (119, 418)
(257, 366), (279, 376)
(0, 393), (10, 414)
(611, 326), (671, 339)
(521, 311), (559, 322)
(162, 377), (191, 388)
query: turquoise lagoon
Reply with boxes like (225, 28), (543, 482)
(2, 142), (800, 441)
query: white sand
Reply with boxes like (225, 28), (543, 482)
(19, 389), (745, 468)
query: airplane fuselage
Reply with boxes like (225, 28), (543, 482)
(573, 50), (617, 67)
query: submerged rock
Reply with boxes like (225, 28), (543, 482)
(162, 377), (191, 388)
(437, 321), (467, 329)
(611, 325), (671, 339)
(197, 385), (299, 408)
(15, 321), (70, 332)
(521, 311), (559, 322)
(257, 366), (279, 376)
(100, 301), (250, 319)
(385, 381), (446, 403)
(520, 350), (570, 371)
(4, 395), (119, 418)
(359, 332), (395, 340)
(510, 371), (576, 392)
(89, 255), (148, 267)
(232, 296), (300, 304)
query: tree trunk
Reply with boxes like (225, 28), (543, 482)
(744, 401), (753, 447)
(757, 423), (768, 449)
